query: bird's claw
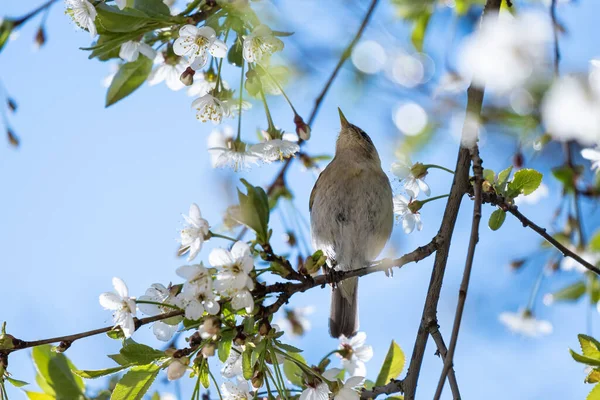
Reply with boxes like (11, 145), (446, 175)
(379, 258), (394, 277)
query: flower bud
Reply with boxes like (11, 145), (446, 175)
(167, 357), (189, 381)
(251, 371), (264, 389)
(259, 320), (271, 336)
(180, 67), (195, 86)
(7, 128), (19, 147)
(202, 343), (216, 358)
(199, 317), (221, 340)
(408, 200), (423, 214)
(294, 114), (311, 141)
(410, 162), (428, 180)
(513, 152), (524, 169)
(482, 180), (493, 193)
(34, 26), (46, 49)
(509, 258), (526, 271)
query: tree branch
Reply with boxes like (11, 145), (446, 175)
(433, 147), (484, 400)
(5, 310), (183, 355)
(402, 1), (502, 398)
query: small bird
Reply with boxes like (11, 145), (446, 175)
(309, 109), (394, 338)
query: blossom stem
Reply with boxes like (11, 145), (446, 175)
(209, 231), (238, 242)
(260, 88), (277, 132)
(215, 29), (230, 93)
(191, 375), (201, 400)
(259, 64), (299, 115)
(418, 194), (450, 206)
(208, 367), (224, 400)
(135, 300), (181, 311)
(317, 349), (342, 367)
(270, 347), (289, 399)
(265, 361), (287, 400)
(236, 59), (245, 142)
(525, 265), (545, 311)
(422, 164), (455, 174)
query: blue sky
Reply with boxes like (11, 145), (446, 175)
(2, 0), (600, 399)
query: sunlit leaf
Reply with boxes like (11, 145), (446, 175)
(32, 345), (85, 399)
(488, 209), (506, 231)
(111, 363), (160, 400)
(375, 341), (405, 387)
(106, 56), (153, 107)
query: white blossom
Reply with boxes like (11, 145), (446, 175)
(299, 382), (330, 400)
(173, 25), (227, 70)
(251, 139), (300, 162)
(179, 203), (210, 261)
(148, 53), (187, 91)
(338, 332), (373, 377)
(323, 368), (364, 400)
(208, 126), (235, 167)
(391, 158), (430, 198)
(176, 263), (220, 320)
(198, 317), (220, 340)
(582, 147), (600, 173)
(542, 74), (600, 145)
(99, 277), (136, 338)
(192, 94), (225, 124)
(498, 309), (553, 337)
(221, 381), (252, 400)
(458, 12), (551, 94)
(119, 40), (156, 62)
(393, 195), (423, 234)
(243, 25), (284, 63)
(221, 345), (244, 379)
(65, 0), (97, 37)
(227, 288), (254, 314)
(177, 263), (213, 294)
(210, 141), (259, 171)
(187, 74), (228, 97)
(209, 241), (255, 292)
(138, 283), (182, 341)
(167, 358), (189, 381)
(114, 0), (127, 10)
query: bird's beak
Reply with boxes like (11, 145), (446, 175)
(338, 107), (350, 129)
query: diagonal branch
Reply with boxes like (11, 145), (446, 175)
(402, 1), (502, 398)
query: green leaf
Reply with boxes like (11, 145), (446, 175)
(570, 349), (600, 367)
(32, 345), (85, 399)
(227, 37), (244, 67)
(275, 341), (303, 353)
(587, 369), (600, 384)
(236, 179), (270, 243)
(6, 376), (28, 387)
(199, 362), (210, 389)
(496, 166), (513, 190)
(508, 169), (543, 196)
(25, 393), (55, 400)
(0, 19), (15, 54)
(110, 363), (160, 400)
(242, 348), (253, 380)
(589, 384), (600, 400)
(132, 0), (171, 18)
(580, 335), (600, 359)
(108, 353), (131, 366)
(95, 4), (154, 33)
(73, 365), (132, 379)
(106, 56), (153, 107)
(549, 281), (586, 302)
(218, 337), (233, 363)
(282, 353), (307, 387)
(589, 230), (600, 252)
(118, 339), (165, 365)
(410, 11), (431, 52)
(551, 165), (583, 193)
(364, 379), (375, 390)
(488, 209), (506, 231)
(482, 169), (495, 182)
(375, 341), (405, 387)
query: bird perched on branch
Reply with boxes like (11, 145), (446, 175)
(309, 109), (393, 338)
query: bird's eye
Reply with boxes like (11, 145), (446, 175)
(359, 129), (373, 145)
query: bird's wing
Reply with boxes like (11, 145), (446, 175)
(309, 170), (326, 212)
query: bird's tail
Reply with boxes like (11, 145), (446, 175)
(329, 277), (359, 338)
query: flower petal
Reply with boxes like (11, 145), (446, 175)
(209, 248), (234, 267)
(209, 39), (228, 57)
(99, 292), (122, 310)
(112, 277), (129, 298)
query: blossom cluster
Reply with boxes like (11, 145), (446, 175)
(65, 0), (305, 171)
(390, 157), (430, 234)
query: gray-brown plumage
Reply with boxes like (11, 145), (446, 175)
(309, 109), (393, 338)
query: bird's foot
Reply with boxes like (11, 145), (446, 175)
(324, 266), (343, 288)
(377, 258), (394, 277)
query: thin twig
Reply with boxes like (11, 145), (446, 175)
(13, 0), (58, 27)
(6, 310), (183, 354)
(402, 1), (502, 398)
(550, 0), (561, 77)
(433, 148), (484, 400)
